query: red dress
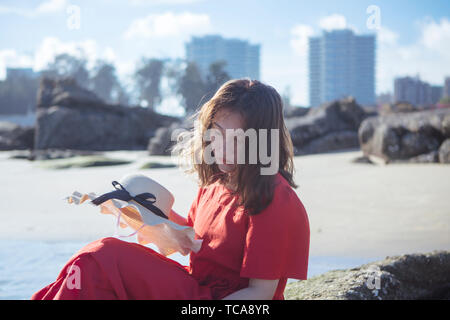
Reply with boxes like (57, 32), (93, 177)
(31, 172), (310, 300)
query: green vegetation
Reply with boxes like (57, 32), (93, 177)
(35, 155), (132, 169)
(139, 161), (176, 169)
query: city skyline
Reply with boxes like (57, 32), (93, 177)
(1, 0), (449, 107)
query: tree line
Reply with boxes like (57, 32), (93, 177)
(0, 52), (232, 117)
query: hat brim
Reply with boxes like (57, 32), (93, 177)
(66, 191), (203, 256)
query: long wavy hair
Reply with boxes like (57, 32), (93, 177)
(171, 78), (297, 215)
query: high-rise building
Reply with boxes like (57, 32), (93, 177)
(444, 77), (450, 98)
(309, 29), (376, 107)
(431, 86), (443, 104)
(394, 76), (433, 106)
(6, 67), (40, 79)
(185, 35), (260, 81)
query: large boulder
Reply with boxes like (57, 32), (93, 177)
(285, 250), (450, 300)
(285, 97), (368, 155)
(284, 106), (309, 118)
(359, 108), (450, 163)
(438, 139), (450, 164)
(37, 77), (102, 109)
(0, 121), (34, 150)
(35, 78), (179, 151)
(148, 118), (194, 156)
(378, 102), (418, 116)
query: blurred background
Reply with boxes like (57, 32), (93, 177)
(0, 0), (449, 300)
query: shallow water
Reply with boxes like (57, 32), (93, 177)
(0, 239), (377, 300)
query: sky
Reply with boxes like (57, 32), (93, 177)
(1, 0), (449, 109)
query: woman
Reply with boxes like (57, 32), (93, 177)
(31, 78), (310, 300)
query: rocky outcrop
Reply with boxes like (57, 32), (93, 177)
(148, 122), (181, 156)
(284, 106), (309, 118)
(285, 97), (368, 155)
(35, 78), (180, 151)
(285, 251), (450, 300)
(358, 108), (450, 164)
(0, 121), (34, 150)
(438, 139), (450, 164)
(148, 118), (194, 156)
(378, 102), (418, 116)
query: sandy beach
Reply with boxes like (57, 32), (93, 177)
(1, 150), (449, 257)
(0, 149), (449, 299)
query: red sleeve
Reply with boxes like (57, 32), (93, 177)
(186, 187), (204, 227)
(240, 184), (310, 280)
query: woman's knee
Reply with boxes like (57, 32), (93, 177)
(78, 237), (129, 258)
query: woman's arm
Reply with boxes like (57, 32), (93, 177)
(221, 278), (279, 300)
(168, 209), (189, 226)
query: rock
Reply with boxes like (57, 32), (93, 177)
(139, 161), (176, 169)
(148, 119), (194, 156)
(438, 139), (450, 164)
(379, 102), (418, 116)
(285, 97), (368, 155)
(284, 106), (309, 118)
(0, 121), (34, 150)
(352, 156), (374, 164)
(37, 77), (102, 109)
(147, 123), (178, 156)
(408, 151), (439, 163)
(285, 250), (450, 300)
(297, 131), (359, 155)
(359, 108), (450, 163)
(35, 78), (180, 151)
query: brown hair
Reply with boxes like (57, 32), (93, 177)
(171, 78), (297, 215)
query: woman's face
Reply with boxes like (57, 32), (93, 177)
(210, 108), (245, 174)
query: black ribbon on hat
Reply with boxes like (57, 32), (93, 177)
(91, 180), (169, 220)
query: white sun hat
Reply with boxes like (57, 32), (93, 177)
(90, 173), (185, 230)
(66, 173), (202, 256)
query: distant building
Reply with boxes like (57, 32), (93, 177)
(394, 76), (432, 107)
(6, 67), (40, 79)
(309, 29), (376, 107)
(445, 77), (450, 98)
(185, 34), (260, 81)
(431, 86), (443, 104)
(376, 92), (393, 105)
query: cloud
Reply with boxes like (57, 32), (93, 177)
(290, 24), (315, 56)
(318, 14), (347, 31)
(33, 37), (98, 71)
(129, 0), (203, 5)
(0, 50), (34, 79)
(376, 18), (450, 92)
(35, 0), (67, 14)
(377, 26), (399, 46)
(0, 0), (67, 17)
(124, 11), (212, 39)
(0, 37), (128, 80)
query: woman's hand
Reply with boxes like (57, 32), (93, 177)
(168, 209), (189, 226)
